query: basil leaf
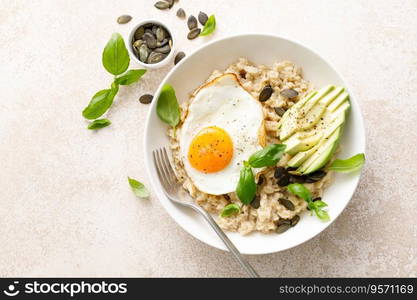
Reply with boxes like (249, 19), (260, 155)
(128, 177), (150, 198)
(102, 33), (130, 76)
(315, 208), (330, 222)
(200, 15), (216, 36)
(236, 164), (257, 205)
(329, 153), (365, 173)
(156, 84), (180, 128)
(248, 144), (286, 168)
(82, 84), (118, 120)
(88, 118), (111, 130)
(313, 200), (327, 208)
(115, 69), (147, 85)
(287, 183), (312, 202)
(220, 203), (240, 217)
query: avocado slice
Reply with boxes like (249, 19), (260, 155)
(279, 85), (351, 174)
(279, 85), (334, 140)
(297, 127), (341, 173)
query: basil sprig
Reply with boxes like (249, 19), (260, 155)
(248, 144), (286, 168)
(236, 144), (286, 205)
(82, 33), (146, 128)
(287, 183), (330, 221)
(236, 162), (257, 205)
(329, 153), (365, 173)
(128, 177), (150, 198)
(156, 84), (180, 130)
(200, 15), (216, 36)
(220, 203), (240, 217)
(88, 118), (111, 130)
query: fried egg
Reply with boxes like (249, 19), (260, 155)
(179, 73), (265, 195)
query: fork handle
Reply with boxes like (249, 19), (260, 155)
(191, 205), (260, 278)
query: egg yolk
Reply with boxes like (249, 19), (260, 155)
(188, 126), (234, 173)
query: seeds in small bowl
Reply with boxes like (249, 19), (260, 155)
(131, 22), (173, 65)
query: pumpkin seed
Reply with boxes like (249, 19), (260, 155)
(277, 174), (290, 187)
(187, 28), (201, 40)
(250, 195), (261, 209)
(313, 197), (322, 202)
(156, 27), (166, 42)
(134, 27), (145, 40)
(223, 194), (230, 201)
(187, 15), (198, 30)
(147, 51), (167, 64)
(278, 198), (295, 211)
(168, 39), (173, 48)
(143, 32), (157, 49)
(174, 51), (185, 65)
(156, 38), (169, 47)
(117, 15), (132, 24)
(290, 215), (300, 227)
(257, 174), (265, 185)
(139, 94), (153, 104)
(276, 223), (291, 234)
(239, 69), (247, 79)
(274, 166), (286, 179)
(289, 175), (306, 184)
(138, 44), (150, 62)
(274, 107), (286, 117)
(307, 170), (326, 181)
(133, 39), (144, 49)
(166, 0), (174, 7)
(198, 11), (208, 25)
(176, 8), (186, 19)
(152, 25), (158, 35)
(280, 88), (299, 98)
(277, 218), (291, 226)
(154, 44), (171, 54)
(259, 85), (273, 102)
(154, 1), (170, 10)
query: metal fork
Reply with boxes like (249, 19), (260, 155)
(153, 147), (260, 278)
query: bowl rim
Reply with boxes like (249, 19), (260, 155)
(143, 33), (366, 255)
(128, 19), (175, 69)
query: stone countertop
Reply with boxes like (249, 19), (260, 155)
(1, 0), (416, 277)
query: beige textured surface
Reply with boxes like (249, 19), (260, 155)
(1, 0), (416, 277)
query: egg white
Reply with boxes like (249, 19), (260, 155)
(179, 73), (265, 195)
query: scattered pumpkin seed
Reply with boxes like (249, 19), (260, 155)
(280, 88), (299, 98)
(166, 0), (174, 7)
(117, 15), (132, 24)
(250, 195), (261, 209)
(187, 15), (198, 30)
(139, 94), (153, 104)
(176, 8), (186, 19)
(259, 85), (274, 102)
(174, 51), (185, 65)
(278, 198), (295, 211)
(274, 107), (286, 117)
(290, 215), (300, 227)
(276, 222), (291, 234)
(277, 174), (290, 187)
(274, 167), (286, 179)
(187, 28), (201, 40)
(154, 1), (170, 10)
(198, 11), (208, 25)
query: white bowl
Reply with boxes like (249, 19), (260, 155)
(143, 34), (366, 255)
(128, 20), (175, 69)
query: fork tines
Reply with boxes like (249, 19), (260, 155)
(152, 147), (176, 189)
